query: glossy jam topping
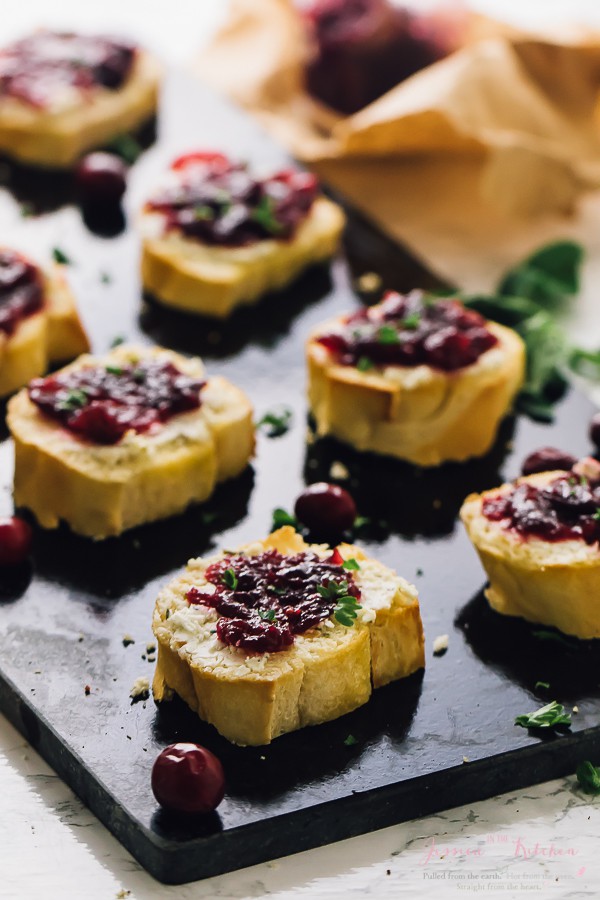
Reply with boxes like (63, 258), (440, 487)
(145, 152), (319, 247)
(482, 472), (600, 544)
(29, 359), (205, 446)
(186, 548), (361, 653)
(0, 32), (135, 108)
(316, 290), (498, 372)
(0, 249), (43, 336)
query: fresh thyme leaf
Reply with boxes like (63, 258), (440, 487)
(514, 700), (571, 730)
(108, 133), (142, 164)
(105, 365), (123, 375)
(402, 312), (421, 330)
(378, 325), (399, 345)
(194, 205), (215, 221)
(222, 568), (238, 591)
(257, 406), (293, 438)
(535, 681), (550, 690)
(342, 558), (360, 571)
(576, 760), (600, 795)
(56, 388), (88, 412)
(356, 356), (374, 372)
(344, 734), (358, 747)
(271, 507), (298, 532)
(52, 247), (71, 265)
(251, 195), (284, 235)
(258, 609), (276, 622)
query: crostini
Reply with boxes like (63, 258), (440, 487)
(0, 247), (89, 398)
(152, 525), (425, 746)
(307, 290), (525, 466)
(0, 31), (160, 167)
(7, 345), (254, 539)
(461, 457), (600, 639)
(140, 151), (345, 318)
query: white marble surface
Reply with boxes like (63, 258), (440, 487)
(3, 1), (600, 898)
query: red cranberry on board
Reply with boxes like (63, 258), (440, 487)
(151, 743), (225, 815)
(294, 482), (357, 536)
(589, 412), (600, 450)
(521, 448), (577, 477)
(0, 516), (33, 567)
(75, 152), (128, 206)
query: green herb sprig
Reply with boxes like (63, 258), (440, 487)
(52, 247), (71, 265)
(257, 406), (293, 438)
(56, 388), (88, 412)
(576, 760), (600, 794)
(271, 508), (299, 532)
(107, 133), (142, 164)
(251, 195), (284, 235)
(316, 580), (362, 627)
(514, 700), (572, 731)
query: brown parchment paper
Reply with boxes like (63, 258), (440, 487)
(194, 0), (600, 291)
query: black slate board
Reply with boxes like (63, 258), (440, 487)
(1, 71), (600, 886)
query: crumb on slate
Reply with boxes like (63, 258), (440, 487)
(130, 676), (150, 702)
(433, 634), (449, 656)
(146, 642), (156, 654)
(84, 685), (91, 696)
(122, 634), (135, 648)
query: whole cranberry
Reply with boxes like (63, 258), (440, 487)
(521, 448), (577, 477)
(75, 152), (128, 206)
(589, 412), (600, 450)
(152, 743), (225, 815)
(294, 482), (357, 536)
(0, 516), (33, 567)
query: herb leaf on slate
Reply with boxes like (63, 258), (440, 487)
(514, 700), (571, 730)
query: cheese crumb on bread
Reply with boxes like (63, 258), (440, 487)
(152, 526), (425, 746)
(7, 344), (254, 539)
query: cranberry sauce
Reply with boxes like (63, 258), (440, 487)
(0, 249), (43, 336)
(186, 548), (361, 653)
(0, 32), (135, 108)
(316, 290), (498, 372)
(29, 359), (204, 446)
(483, 472), (600, 545)
(145, 152), (319, 247)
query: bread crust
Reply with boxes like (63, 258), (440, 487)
(461, 471), (600, 639)
(307, 319), (525, 466)
(152, 526), (425, 745)
(0, 262), (89, 398)
(0, 50), (160, 167)
(7, 345), (255, 539)
(140, 196), (345, 318)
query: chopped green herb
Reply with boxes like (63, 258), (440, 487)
(251, 195), (284, 235)
(342, 558), (360, 571)
(108, 133), (142, 164)
(402, 312), (421, 330)
(576, 760), (600, 794)
(593, 509), (600, 522)
(52, 247), (71, 265)
(514, 700), (571, 730)
(353, 515), (371, 530)
(258, 609), (276, 622)
(344, 734), (358, 747)
(56, 389), (88, 412)
(105, 365), (123, 376)
(357, 356), (374, 372)
(257, 406), (293, 438)
(377, 325), (399, 345)
(222, 568), (238, 591)
(271, 507), (298, 531)
(100, 271), (112, 284)
(535, 681), (550, 690)
(317, 580), (362, 627)
(194, 205), (215, 221)
(110, 335), (126, 348)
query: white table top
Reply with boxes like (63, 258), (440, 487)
(2, 1), (600, 897)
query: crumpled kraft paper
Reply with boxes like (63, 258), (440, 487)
(194, 0), (600, 291)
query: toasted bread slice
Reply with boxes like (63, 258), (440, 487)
(152, 526), (425, 746)
(0, 261), (89, 398)
(7, 345), (254, 539)
(307, 317), (525, 466)
(140, 196), (345, 318)
(0, 49), (160, 168)
(461, 470), (600, 639)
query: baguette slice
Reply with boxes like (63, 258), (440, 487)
(461, 469), (600, 639)
(152, 526), (425, 746)
(140, 196), (345, 318)
(7, 345), (254, 539)
(307, 316), (525, 466)
(0, 48), (160, 168)
(0, 260), (89, 398)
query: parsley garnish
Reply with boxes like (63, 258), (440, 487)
(377, 325), (399, 345)
(357, 357), (374, 372)
(194, 205), (215, 221)
(258, 609), (276, 622)
(344, 734), (358, 747)
(222, 568), (238, 591)
(342, 558), (360, 571)
(402, 312), (421, 330)
(257, 406), (293, 438)
(514, 700), (571, 730)
(271, 508), (299, 531)
(353, 515), (371, 530)
(535, 681), (550, 690)
(56, 389), (88, 412)
(317, 580), (362, 627)
(251, 195), (284, 235)
(52, 247), (71, 265)
(106, 365), (123, 376)
(108, 133), (142, 164)
(593, 509), (600, 522)
(576, 761), (600, 794)
(110, 335), (126, 348)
